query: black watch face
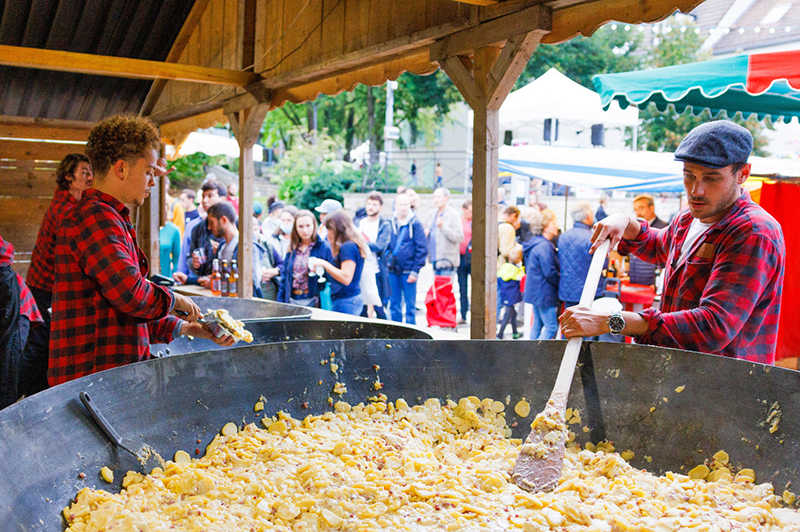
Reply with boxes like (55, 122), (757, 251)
(609, 315), (625, 333)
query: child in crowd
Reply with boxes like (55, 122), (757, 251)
(497, 243), (524, 339)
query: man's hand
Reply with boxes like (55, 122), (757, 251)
(155, 157), (176, 178)
(589, 213), (640, 254)
(559, 305), (609, 338)
(172, 293), (202, 322)
(210, 240), (220, 254)
(198, 276), (212, 289)
(172, 271), (187, 285)
(261, 268), (278, 283)
(436, 217), (444, 227)
(179, 322), (236, 347)
(407, 274), (418, 283)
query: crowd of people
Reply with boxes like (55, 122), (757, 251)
(0, 117), (786, 410)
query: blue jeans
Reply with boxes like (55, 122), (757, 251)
(331, 293), (363, 316)
(531, 305), (559, 340)
(457, 257), (470, 320)
(389, 272), (418, 324)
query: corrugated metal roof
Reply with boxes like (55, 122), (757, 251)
(0, 0), (196, 122)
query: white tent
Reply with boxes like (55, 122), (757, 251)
(498, 144), (800, 192)
(175, 131), (264, 161)
(499, 68), (640, 131)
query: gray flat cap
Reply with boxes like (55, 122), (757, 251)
(674, 121), (753, 169)
(315, 198), (343, 214)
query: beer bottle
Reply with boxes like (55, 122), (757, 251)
(211, 259), (222, 296)
(229, 260), (239, 297)
(220, 260), (229, 296)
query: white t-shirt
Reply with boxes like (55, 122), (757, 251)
(358, 218), (380, 272)
(678, 218), (715, 264)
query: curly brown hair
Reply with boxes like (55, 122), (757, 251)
(55, 154), (90, 191)
(85, 115), (161, 178)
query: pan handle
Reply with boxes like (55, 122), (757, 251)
(80, 391), (134, 456)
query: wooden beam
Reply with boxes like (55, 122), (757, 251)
(429, 4), (551, 61)
(0, 44), (259, 87)
(450, 0), (498, 4)
(0, 116), (92, 141)
(439, 34), (543, 339)
(0, 139), (84, 162)
(227, 104), (269, 299)
(440, 56), (481, 109)
(541, 0), (704, 44)
(486, 32), (544, 109)
(140, 0), (214, 116)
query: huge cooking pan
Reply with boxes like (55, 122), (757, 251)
(150, 319), (432, 355)
(2, 340), (799, 531)
(187, 295), (312, 321)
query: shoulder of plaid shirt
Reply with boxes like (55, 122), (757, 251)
(48, 190), (181, 385)
(0, 236), (42, 323)
(617, 189), (785, 364)
(26, 188), (77, 292)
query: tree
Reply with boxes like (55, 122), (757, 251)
(634, 18), (772, 155)
(517, 24), (644, 90)
(167, 152), (225, 191)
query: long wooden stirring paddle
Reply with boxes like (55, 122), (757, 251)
(512, 239), (610, 492)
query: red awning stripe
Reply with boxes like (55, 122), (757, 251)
(746, 50), (800, 93)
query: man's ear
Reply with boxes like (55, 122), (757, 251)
(738, 163), (752, 185)
(112, 159), (126, 181)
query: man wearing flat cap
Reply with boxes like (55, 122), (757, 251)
(561, 121), (785, 364)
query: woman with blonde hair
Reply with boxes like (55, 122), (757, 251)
(277, 210), (332, 307)
(316, 211), (370, 315)
(522, 208), (561, 339)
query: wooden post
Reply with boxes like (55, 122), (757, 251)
(228, 105), (269, 298)
(137, 177), (161, 276)
(439, 31), (547, 338)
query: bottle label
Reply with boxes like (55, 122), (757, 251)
(229, 282), (237, 296)
(212, 278), (221, 294)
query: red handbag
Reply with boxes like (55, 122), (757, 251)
(425, 275), (457, 328)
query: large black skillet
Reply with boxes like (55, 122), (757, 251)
(186, 295), (313, 321)
(150, 319), (432, 356)
(1, 340), (798, 531)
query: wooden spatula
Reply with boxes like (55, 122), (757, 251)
(512, 239), (610, 492)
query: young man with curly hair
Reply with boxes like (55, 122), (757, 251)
(49, 115), (232, 386)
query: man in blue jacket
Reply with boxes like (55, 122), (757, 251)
(558, 202), (606, 309)
(388, 193), (427, 324)
(522, 209), (560, 339)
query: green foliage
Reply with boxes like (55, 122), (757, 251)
(260, 71), (462, 156)
(269, 129), (348, 204)
(168, 152), (225, 191)
(633, 18), (773, 154)
(293, 169), (358, 215)
(518, 25), (644, 90)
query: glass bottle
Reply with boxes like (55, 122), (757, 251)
(220, 260), (229, 297)
(211, 259), (221, 296)
(229, 260), (239, 297)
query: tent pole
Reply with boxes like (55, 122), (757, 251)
(632, 124), (638, 151)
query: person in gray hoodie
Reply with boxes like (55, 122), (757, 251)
(425, 187), (464, 275)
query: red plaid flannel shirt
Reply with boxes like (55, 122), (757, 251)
(0, 236), (42, 323)
(26, 188), (78, 292)
(618, 190), (784, 364)
(49, 189), (179, 386)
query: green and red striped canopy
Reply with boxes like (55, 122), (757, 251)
(593, 50), (800, 123)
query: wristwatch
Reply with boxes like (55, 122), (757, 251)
(607, 311), (625, 335)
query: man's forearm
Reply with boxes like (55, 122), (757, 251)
(622, 215), (642, 240)
(620, 311), (650, 336)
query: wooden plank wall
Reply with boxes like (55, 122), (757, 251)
(151, 0), (470, 123)
(0, 153), (76, 278)
(150, 0), (241, 120)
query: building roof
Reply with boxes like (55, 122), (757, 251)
(693, 0), (800, 55)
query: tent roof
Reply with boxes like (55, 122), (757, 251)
(593, 50), (800, 123)
(498, 144), (800, 191)
(499, 68), (639, 131)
